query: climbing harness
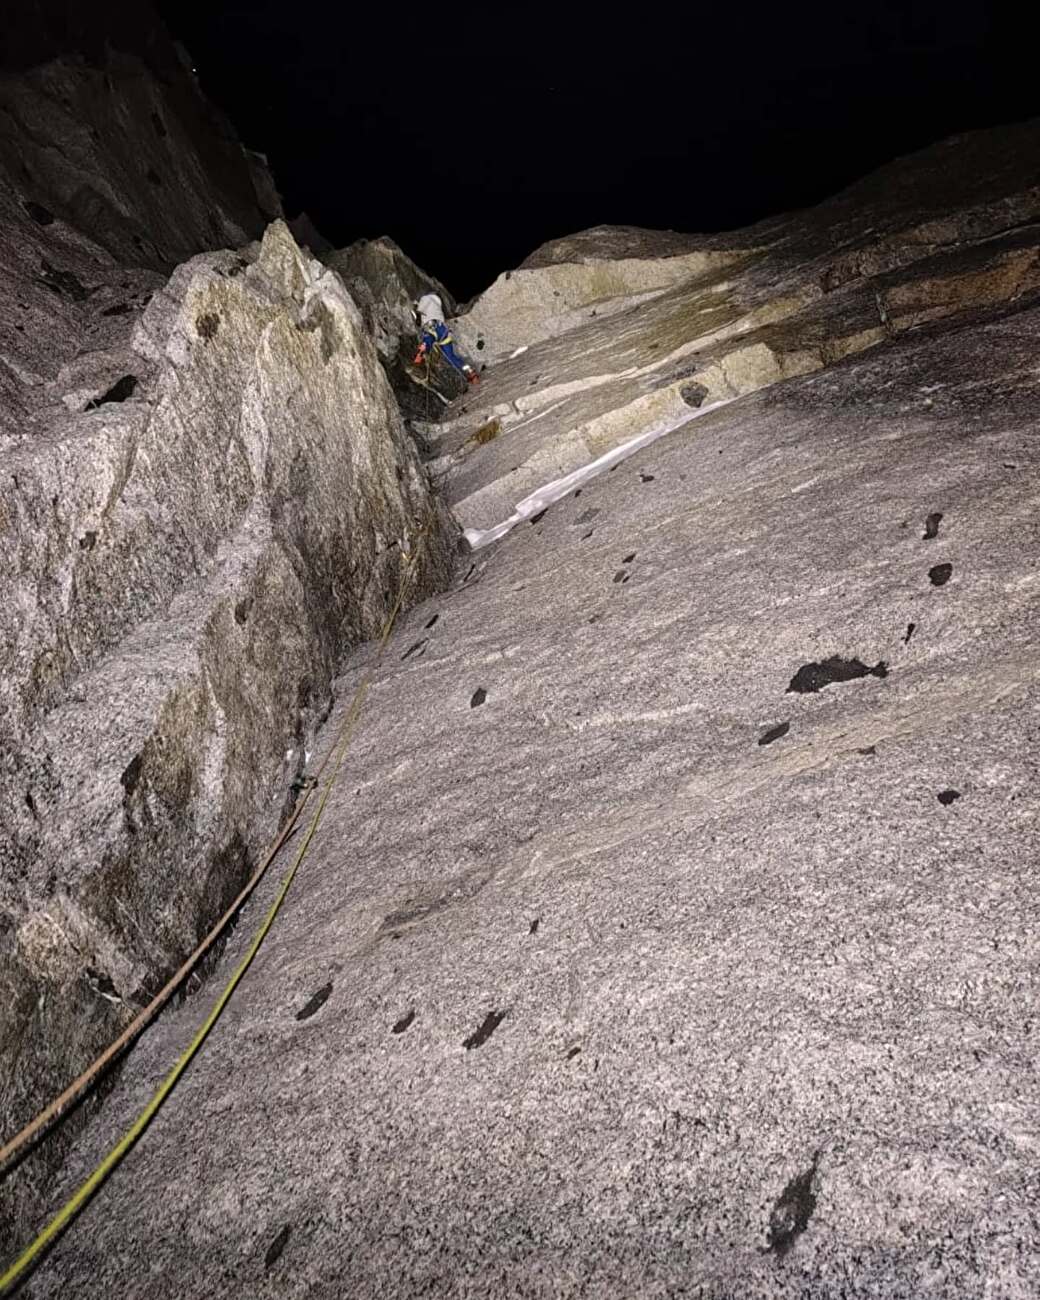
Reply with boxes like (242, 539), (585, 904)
(413, 319), (479, 385)
(0, 533), (429, 1295)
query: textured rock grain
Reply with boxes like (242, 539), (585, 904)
(0, 0), (280, 270)
(0, 219), (454, 1252)
(440, 120), (1040, 532)
(23, 285), (1040, 1300)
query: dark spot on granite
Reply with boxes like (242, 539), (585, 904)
(904, 622), (916, 644)
(929, 562), (953, 587)
(581, 530), (594, 540)
(120, 753), (143, 795)
(145, 166), (163, 187)
(529, 918), (540, 935)
(767, 1161), (818, 1258)
(858, 745), (877, 756)
(85, 375), (137, 410)
(78, 531), (97, 550)
(264, 1225), (291, 1270)
(381, 872), (490, 933)
(39, 260), (90, 300)
(234, 598), (251, 626)
(680, 380), (709, 408)
(937, 789), (962, 806)
(573, 489), (582, 497)
(612, 570), (628, 584)
(196, 311), (220, 341)
(639, 472), (655, 482)
(530, 509), (547, 524)
(101, 301), (133, 316)
(424, 614), (439, 629)
(25, 790), (38, 819)
(464, 1009), (507, 1051)
(295, 982), (333, 1021)
(567, 1046), (582, 1060)
(85, 966), (118, 998)
(470, 688), (487, 708)
(787, 656), (889, 694)
(476, 338), (485, 350)
(923, 511), (943, 540)
(392, 1009), (416, 1035)
(401, 638), (428, 661)
(23, 199), (55, 226)
(758, 722), (790, 746)
(622, 552), (636, 564)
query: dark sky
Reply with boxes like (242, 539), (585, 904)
(157, 2), (1030, 298)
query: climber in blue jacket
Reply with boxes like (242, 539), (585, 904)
(412, 293), (479, 384)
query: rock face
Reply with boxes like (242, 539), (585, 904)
(7, 95), (1040, 1298)
(439, 120), (1040, 533)
(0, 207), (455, 1250)
(0, 4), (464, 1255)
(452, 225), (754, 366)
(0, 0), (281, 270)
(26, 251), (1040, 1299)
(326, 236), (463, 419)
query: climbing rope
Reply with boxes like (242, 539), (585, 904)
(0, 533), (429, 1295)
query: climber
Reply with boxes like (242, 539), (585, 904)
(412, 293), (479, 384)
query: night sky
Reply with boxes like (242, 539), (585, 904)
(157, 2), (1030, 298)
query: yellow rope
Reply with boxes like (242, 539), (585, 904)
(1, 538), (426, 1295)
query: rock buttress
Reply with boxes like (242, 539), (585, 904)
(0, 220), (455, 1254)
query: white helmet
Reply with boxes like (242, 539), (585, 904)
(416, 293), (444, 326)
